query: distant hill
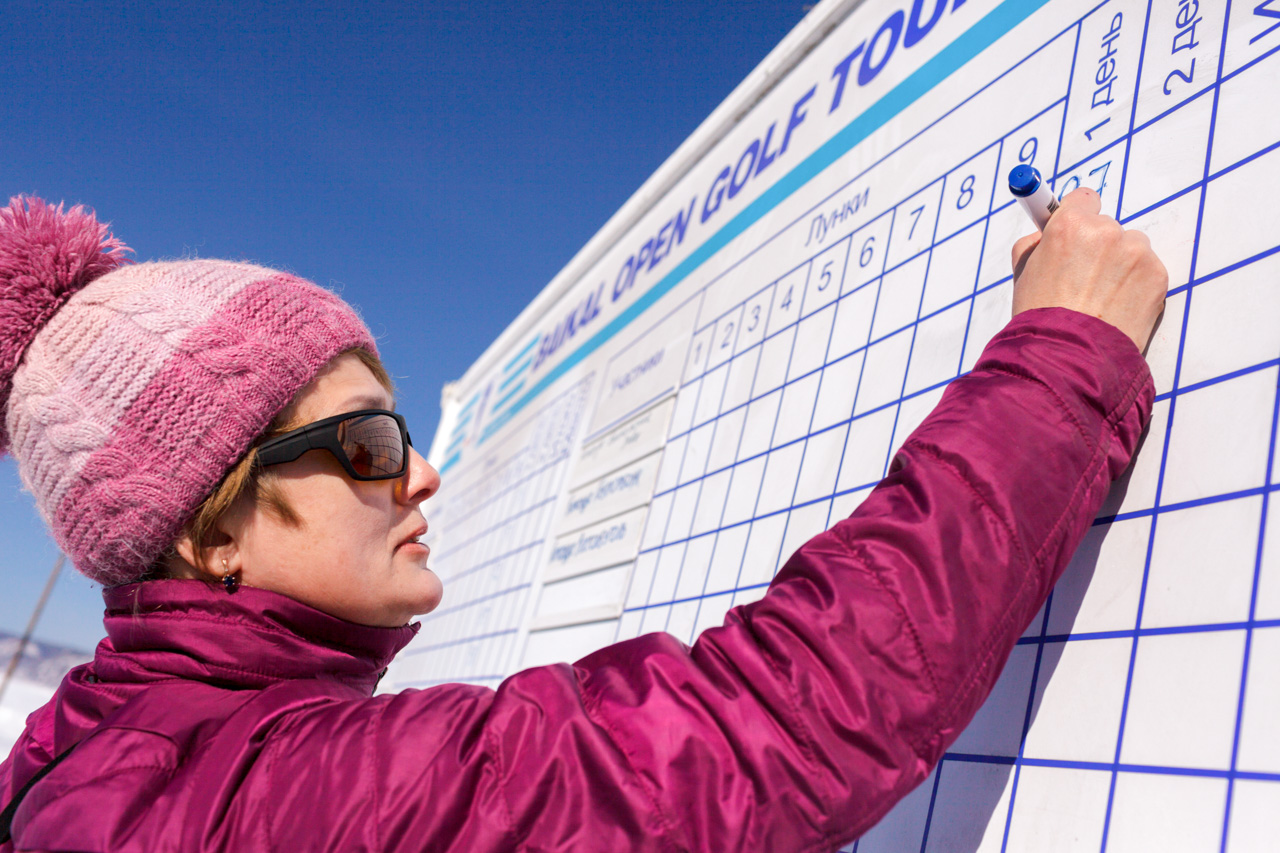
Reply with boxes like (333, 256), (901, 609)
(0, 633), (94, 689)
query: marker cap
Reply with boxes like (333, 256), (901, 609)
(1008, 165), (1042, 198)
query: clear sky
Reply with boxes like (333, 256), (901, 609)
(1, 0), (810, 652)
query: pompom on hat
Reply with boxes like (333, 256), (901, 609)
(0, 196), (378, 585)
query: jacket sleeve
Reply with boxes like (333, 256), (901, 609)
(269, 308), (1154, 852)
(554, 308), (1151, 851)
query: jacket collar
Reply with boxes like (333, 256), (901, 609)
(96, 579), (419, 694)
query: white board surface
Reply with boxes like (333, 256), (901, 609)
(387, 0), (1280, 848)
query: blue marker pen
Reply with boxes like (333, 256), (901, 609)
(1008, 165), (1059, 231)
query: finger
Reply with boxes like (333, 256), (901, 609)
(1056, 186), (1101, 216)
(1011, 232), (1040, 280)
(1122, 227), (1152, 250)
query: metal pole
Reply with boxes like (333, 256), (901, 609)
(0, 553), (65, 707)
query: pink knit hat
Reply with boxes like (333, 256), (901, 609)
(0, 196), (378, 585)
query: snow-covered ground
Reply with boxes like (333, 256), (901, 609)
(0, 677), (55, 757)
(0, 635), (91, 759)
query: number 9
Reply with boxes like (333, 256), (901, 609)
(1019, 136), (1038, 166)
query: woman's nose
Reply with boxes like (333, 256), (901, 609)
(399, 446), (440, 505)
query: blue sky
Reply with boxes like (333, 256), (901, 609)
(1, 0), (809, 652)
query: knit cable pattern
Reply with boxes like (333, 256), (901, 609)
(0, 196), (131, 453)
(8, 256), (376, 584)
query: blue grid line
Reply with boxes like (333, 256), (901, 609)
(679, 236), (929, 388)
(732, 247), (811, 615)
(747, 7), (1093, 361)
(426, 380), (590, 677)
(649, 367), (970, 511)
(1137, 241), (1280, 329)
(1124, 37), (1280, 145)
(945, 752), (1280, 783)
(1050, 17), (1083, 187)
(594, 223), (1271, 639)
(881, 172), (950, 484)
(1100, 0), (1222, 846)
(1096, 482), (1280, 527)
(653, 280), (779, 630)
(1110, 0), (1155, 230)
(613, 301), (721, 641)
(607, 292), (709, 644)
(433, 516), (534, 583)
(436, 583), (530, 615)
(402, 627), (520, 658)
(672, 283), (783, 637)
(415, 618), (500, 667)
(437, 539), (545, 587)
(719, 23), (1077, 336)
(437, 493), (558, 560)
(669, 304), (755, 639)
(627, 270), (779, 639)
(999, 576), (1060, 850)
(1117, 132), (1280, 228)
(1161, 357), (1280, 400)
(723, 203), (890, 613)
(918, 764), (945, 853)
(622, 571), (1280, 630)
(822, 223), (891, 532)
(1015, 617), (1280, 646)
(1223, 86), (1278, 848)
(643, 328), (718, 635)
(437, 511), (546, 573)
(956, 129), (1020, 429)
(714, 211), (853, 632)
(848, 0), (1275, 833)
(623, 581), (771, 614)
(661, 338), (734, 636)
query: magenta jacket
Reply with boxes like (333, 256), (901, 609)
(1, 309), (1153, 852)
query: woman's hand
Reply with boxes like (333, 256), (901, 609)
(1011, 187), (1169, 353)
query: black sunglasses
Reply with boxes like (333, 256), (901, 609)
(255, 409), (413, 481)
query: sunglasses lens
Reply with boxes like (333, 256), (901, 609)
(337, 414), (405, 478)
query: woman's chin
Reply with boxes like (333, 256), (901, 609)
(414, 570), (444, 616)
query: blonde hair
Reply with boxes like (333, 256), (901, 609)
(155, 348), (394, 576)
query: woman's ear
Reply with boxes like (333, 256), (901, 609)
(167, 527), (242, 582)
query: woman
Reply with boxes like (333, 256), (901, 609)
(0, 192), (1165, 851)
